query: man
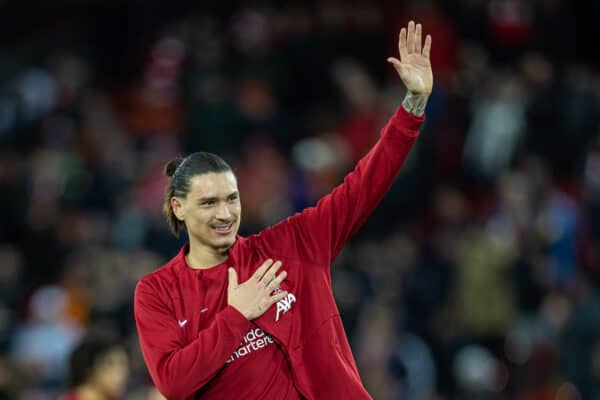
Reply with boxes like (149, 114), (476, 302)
(134, 21), (432, 399)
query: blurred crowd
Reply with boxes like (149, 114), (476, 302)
(1, 1), (599, 399)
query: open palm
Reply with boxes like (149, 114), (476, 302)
(387, 21), (433, 96)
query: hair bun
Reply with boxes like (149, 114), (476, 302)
(165, 156), (185, 178)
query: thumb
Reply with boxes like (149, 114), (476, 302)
(387, 57), (403, 70)
(228, 267), (238, 290)
(387, 58), (404, 76)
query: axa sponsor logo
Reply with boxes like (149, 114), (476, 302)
(275, 292), (296, 322)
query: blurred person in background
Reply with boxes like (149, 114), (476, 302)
(59, 333), (128, 400)
(146, 387), (167, 400)
(134, 21), (432, 400)
(9, 285), (83, 389)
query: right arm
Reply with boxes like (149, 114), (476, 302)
(134, 281), (251, 400)
(134, 260), (288, 399)
(254, 21), (431, 266)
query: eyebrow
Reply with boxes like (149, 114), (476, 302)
(197, 192), (239, 203)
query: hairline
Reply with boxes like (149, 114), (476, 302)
(175, 170), (238, 200)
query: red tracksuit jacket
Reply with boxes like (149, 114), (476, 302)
(134, 106), (424, 399)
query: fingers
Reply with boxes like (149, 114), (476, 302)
(267, 270), (287, 292)
(256, 288), (288, 316)
(268, 290), (289, 306)
(415, 23), (422, 54)
(407, 20), (415, 54)
(228, 268), (238, 290)
(399, 27), (408, 62)
(252, 259), (274, 282)
(387, 58), (408, 81)
(422, 34), (432, 59)
(387, 57), (401, 72)
(399, 21), (429, 59)
(260, 261), (282, 286)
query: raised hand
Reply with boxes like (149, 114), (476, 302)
(228, 259), (288, 320)
(387, 20), (433, 96)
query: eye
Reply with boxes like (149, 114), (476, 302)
(201, 200), (216, 206)
(228, 194), (239, 202)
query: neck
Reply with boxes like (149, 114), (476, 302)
(76, 384), (105, 400)
(186, 241), (230, 269)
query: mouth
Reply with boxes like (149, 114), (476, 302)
(212, 223), (234, 236)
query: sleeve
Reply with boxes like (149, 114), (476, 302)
(134, 280), (252, 399)
(257, 105), (424, 265)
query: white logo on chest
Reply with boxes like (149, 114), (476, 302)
(275, 293), (296, 322)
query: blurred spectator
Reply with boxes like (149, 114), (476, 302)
(0, 245), (24, 350)
(59, 333), (128, 400)
(464, 70), (526, 178)
(453, 344), (507, 399)
(10, 285), (83, 388)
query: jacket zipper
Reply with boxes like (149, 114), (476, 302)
(197, 271), (206, 333)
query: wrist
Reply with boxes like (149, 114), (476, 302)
(231, 304), (251, 320)
(402, 92), (429, 116)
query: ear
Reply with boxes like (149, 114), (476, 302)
(170, 196), (186, 221)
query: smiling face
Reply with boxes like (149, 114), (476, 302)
(171, 171), (241, 257)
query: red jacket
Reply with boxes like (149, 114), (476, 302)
(134, 106), (424, 399)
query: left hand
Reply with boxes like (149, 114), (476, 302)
(387, 21), (433, 96)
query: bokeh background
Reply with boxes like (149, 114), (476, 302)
(1, 0), (600, 399)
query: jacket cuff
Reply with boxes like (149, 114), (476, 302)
(389, 104), (425, 138)
(218, 305), (253, 338)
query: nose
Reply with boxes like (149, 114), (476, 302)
(215, 203), (232, 220)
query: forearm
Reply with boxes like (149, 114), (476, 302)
(135, 284), (251, 399)
(263, 106), (424, 266)
(402, 92), (429, 117)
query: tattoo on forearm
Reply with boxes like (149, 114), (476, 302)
(402, 93), (428, 116)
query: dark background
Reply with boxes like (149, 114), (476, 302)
(1, 1), (599, 399)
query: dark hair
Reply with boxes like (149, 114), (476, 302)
(163, 152), (233, 237)
(67, 333), (123, 388)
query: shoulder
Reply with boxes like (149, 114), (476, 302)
(241, 213), (307, 259)
(135, 250), (182, 296)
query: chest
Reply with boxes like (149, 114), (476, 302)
(171, 260), (301, 346)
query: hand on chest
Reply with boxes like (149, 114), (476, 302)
(235, 259), (297, 330)
(175, 259), (298, 343)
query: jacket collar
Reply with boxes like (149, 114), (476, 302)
(173, 236), (244, 275)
